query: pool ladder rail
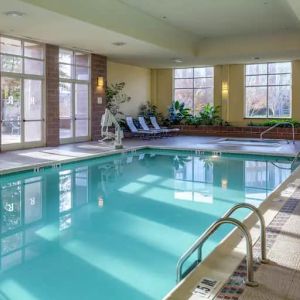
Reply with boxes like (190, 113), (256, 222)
(291, 151), (300, 169)
(270, 153), (300, 171)
(176, 203), (268, 287)
(260, 121), (295, 144)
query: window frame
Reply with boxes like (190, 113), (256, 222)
(173, 66), (214, 115)
(244, 62), (292, 119)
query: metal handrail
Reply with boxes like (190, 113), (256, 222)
(269, 153), (300, 170)
(176, 217), (258, 287)
(221, 203), (268, 264)
(291, 151), (300, 168)
(260, 122), (295, 144)
(270, 162), (292, 170)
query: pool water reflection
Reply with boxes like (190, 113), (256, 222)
(0, 151), (293, 300)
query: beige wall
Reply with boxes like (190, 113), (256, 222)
(151, 69), (173, 116)
(107, 61), (151, 116)
(151, 60), (300, 125)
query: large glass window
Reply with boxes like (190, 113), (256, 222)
(245, 62), (292, 118)
(0, 36), (44, 148)
(174, 67), (214, 114)
(59, 49), (90, 142)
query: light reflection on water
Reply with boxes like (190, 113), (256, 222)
(0, 152), (292, 300)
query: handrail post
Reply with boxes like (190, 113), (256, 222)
(223, 203), (268, 264)
(176, 217), (258, 287)
(260, 122), (295, 144)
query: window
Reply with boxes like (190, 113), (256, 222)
(174, 67), (214, 114)
(0, 36), (44, 148)
(59, 49), (90, 141)
(245, 62), (292, 118)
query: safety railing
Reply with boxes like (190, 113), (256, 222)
(221, 203), (268, 263)
(176, 202), (269, 287)
(260, 122), (295, 144)
(176, 217), (258, 287)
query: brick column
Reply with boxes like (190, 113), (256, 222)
(45, 44), (60, 147)
(91, 54), (107, 141)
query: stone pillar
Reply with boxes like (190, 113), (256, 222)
(91, 54), (107, 141)
(45, 44), (60, 147)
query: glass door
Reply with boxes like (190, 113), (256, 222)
(0, 36), (45, 150)
(59, 49), (90, 144)
(24, 79), (43, 143)
(1, 77), (22, 145)
(1, 77), (43, 149)
(75, 83), (89, 138)
(59, 82), (73, 140)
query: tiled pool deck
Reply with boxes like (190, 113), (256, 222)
(216, 193), (300, 300)
(1, 135), (300, 300)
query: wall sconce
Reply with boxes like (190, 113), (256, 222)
(97, 76), (104, 88)
(222, 81), (229, 98)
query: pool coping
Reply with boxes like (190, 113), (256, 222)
(0, 142), (299, 300)
(0, 143), (297, 176)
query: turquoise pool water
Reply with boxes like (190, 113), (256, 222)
(0, 150), (293, 300)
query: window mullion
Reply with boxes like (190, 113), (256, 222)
(192, 67), (195, 115)
(267, 63), (269, 118)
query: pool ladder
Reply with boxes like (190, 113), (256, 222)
(176, 203), (268, 287)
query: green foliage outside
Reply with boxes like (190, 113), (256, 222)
(248, 119), (300, 128)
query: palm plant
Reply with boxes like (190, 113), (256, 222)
(168, 100), (191, 124)
(198, 104), (223, 125)
(105, 82), (131, 120)
(138, 101), (164, 123)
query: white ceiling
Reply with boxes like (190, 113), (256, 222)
(121, 0), (300, 37)
(0, 0), (300, 68)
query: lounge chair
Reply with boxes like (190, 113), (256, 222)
(137, 116), (164, 138)
(125, 116), (154, 139)
(150, 116), (179, 135)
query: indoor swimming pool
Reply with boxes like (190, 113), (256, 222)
(0, 149), (294, 300)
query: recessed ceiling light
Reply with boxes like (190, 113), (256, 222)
(3, 11), (25, 17)
(112, 42), (126, 46)
(172, 58), (183, 63)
